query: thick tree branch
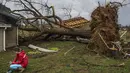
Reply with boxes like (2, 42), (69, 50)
(26, 16), (71, 29)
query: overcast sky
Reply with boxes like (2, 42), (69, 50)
(3, 0), (130, 26)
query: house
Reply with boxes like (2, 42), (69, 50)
(63, 17), (89, 28)
(0, 4), (19, 52)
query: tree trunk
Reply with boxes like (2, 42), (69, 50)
(19, 27), (91, 38)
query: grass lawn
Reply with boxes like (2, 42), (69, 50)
(0, 41), (130, 73)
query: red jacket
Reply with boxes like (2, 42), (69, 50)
(12, 50), (28, 68)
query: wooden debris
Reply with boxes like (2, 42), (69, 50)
(120, 31), (127, 38)
(28, 44), (58, 52)
(98, 33), (110, 49)
(64, 46), (75, 56)
(76, 36), (89, 43)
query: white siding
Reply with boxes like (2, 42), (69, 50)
(6, 27), (17, 48)
(0, 28), (3, 51)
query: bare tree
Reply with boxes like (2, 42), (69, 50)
(62, 4), (73, 19)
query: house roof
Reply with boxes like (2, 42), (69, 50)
(63, 17), (89, 28)
(0, 22), (11, 27)
(0, 11), (19, 23)
(0, 3), (11, 12)
(0, 4), (19, 26)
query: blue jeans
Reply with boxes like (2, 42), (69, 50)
(10, 64), (22, 69)
(8, 64), (22, 73)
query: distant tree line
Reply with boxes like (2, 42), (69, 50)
(121, 25), (130, 31)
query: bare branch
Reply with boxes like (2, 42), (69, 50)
(62, 4), (73, 19)
(11, 12), (25, 18)
(9, 0), (67, 30)
(23, 0), (43, 16)
(19, 0), (39, 17)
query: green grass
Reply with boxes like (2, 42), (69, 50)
(1, 41), (130, 73)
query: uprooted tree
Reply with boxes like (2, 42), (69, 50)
(4, 0), (129, 55)
(88, 2), (123, 55)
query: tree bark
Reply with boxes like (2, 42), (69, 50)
(19, 27), (91, 38)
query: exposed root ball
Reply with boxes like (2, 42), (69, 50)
(89, 2), (121, 55)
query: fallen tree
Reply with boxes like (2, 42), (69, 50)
(18, 26), (91, 44)
(19, 27), (91, 38)
(7, 0), (91, 43)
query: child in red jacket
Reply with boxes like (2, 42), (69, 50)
(7, 48), (28, 73)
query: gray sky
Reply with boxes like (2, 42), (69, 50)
(3, 0), (130, 26)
